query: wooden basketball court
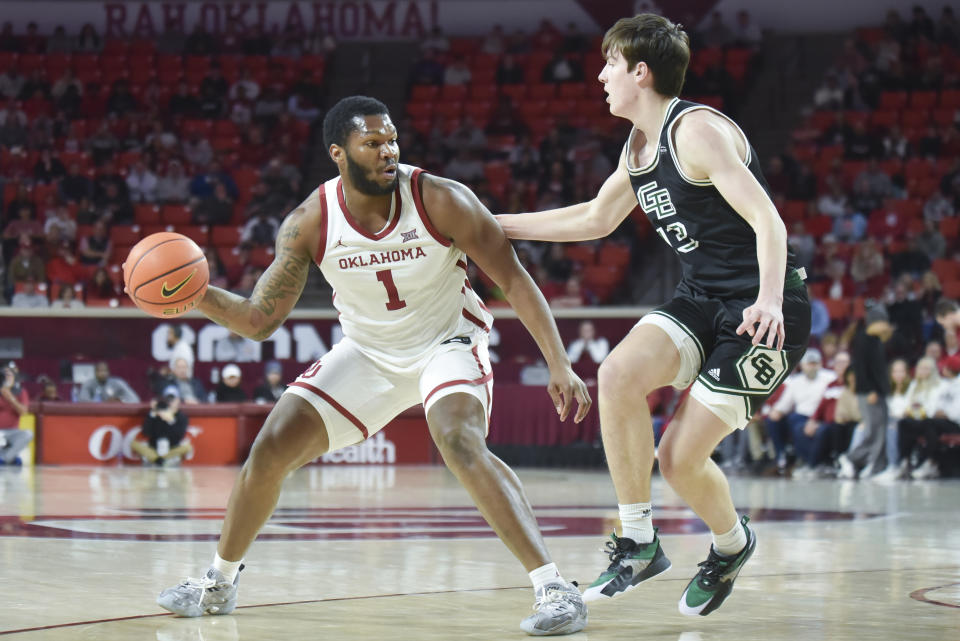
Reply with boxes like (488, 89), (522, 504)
(0, 466), (957, 639)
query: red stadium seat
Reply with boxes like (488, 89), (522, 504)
(943, 279), (960, 300)
(448, 38), (480, 57)
(878, 91), (908, 110)
(211, 226), (242, 247)
(501, 85), (526, 101)
(134, 204), (161, 225)
(250, 246), (274, 267)
(806, 215), (833, 239)
(939, 89), (960, 108)
(583, 265), (624, 303)
(161, 204), (192, 225)
(212, 136), (241, 152)
(882, 199), (922, 219)
(406, 101), (433, 119)
(441, 85), (468, 100)
(904, 158), (936, 180)
(232, 168), (260, 203)
(565, 245), (596, 266)
(901, 110), (930, 130)
(175, 225), (209, 246)
(558, 83), (587, 99)
(483, 162), (511, 189)
(931, 259), (960, 283)
(410, 85), (439, 101)
(434, 102), (463, 119)
(463, 101), (493, 125)
(869, 110), (899, 128)
(471, 67), (496, 84)
(110, 225), (142, 246)
(469, 84), (498, 101)
(213, 120), (238, 137)
(909, 91), (938, 108)
(19, 53), (45, 72)
(598, 243), (631, 268)
(941, 218), (960, 239)
(781, 200), (808, 224)
(933, 108), (955, 127)
(823, 299), (851, 320)
(528, 84), (556, 100)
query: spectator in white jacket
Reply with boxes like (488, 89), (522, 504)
(764, 348), (837, 476)
(126, 161), (158, 203)
(895, 357), (960, 480)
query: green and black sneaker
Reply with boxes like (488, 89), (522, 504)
(678, 516), (756, 616)
(582, 529), (671, 603)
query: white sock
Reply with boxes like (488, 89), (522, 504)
(212, 553), (243, 583)
(529, 562), (563, 592)
(712, 519), (747, 556)
(618, 502), (654, 544)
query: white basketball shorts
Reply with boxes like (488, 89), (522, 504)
(283, 329), (493, 451)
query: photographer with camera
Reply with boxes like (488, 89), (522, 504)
(0, 362), (33, 465)
(131, 385), (193, 467)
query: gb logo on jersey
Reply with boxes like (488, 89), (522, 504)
(736, 345), (788, 393)
(637, 181), (676, 220)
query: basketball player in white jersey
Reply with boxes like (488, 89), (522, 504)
(157, 96), (590, 636)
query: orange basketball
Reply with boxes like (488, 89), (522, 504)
(123, 232), (209, 318)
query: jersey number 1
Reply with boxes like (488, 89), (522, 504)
(376, 270), (407, 311)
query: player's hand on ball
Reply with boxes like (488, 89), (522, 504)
(547, 365), (593, 423)
(737, 298), (785, 351)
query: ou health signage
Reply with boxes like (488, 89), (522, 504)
(41, 414), (240, 465)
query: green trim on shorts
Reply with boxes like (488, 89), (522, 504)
(692, 379), (752, 427)
(645, 310), (705, 365)
(695, 375), (771, 397)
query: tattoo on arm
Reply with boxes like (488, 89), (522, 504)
(198, 217), (312, 340)
(248, 226), (311, 339)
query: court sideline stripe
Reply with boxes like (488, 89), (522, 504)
(3, 565), (959, 635)
(0, 585), (529, 636)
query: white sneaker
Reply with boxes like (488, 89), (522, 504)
(911, 459), (940, 480)
(871, 461), (909, 482)
(792, 466), (816, 480)
(157, 567), (241, 617)
(520, 581), (587, 636)
(837, 455), (856, 480)
(859, 463), (875, 479)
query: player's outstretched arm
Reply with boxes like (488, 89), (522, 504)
(496, 155), (637, 242)
(675, 111), (788, 350)
(198, 206), (315, 341)
(422, 174), (592, 422)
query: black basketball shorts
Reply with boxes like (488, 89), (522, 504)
(636, 286), (811, 430)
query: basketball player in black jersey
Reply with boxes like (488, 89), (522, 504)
(498, 14), (810, 616)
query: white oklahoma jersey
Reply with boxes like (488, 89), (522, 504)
(284, 164), (496, 451)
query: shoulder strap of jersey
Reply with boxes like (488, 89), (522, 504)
(410, 167), (452, 247)
(314, 183), (329, 264)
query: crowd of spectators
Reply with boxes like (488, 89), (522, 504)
(0, 21), (329, 306)
(401, 17), (762, 305)
(713, 6), (960, 480)
(2, 11), (960, 474)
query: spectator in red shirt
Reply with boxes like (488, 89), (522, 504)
(46, 240), (84, 286)
(0, 363), (32, 465)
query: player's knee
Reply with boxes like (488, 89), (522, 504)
(244, 431), (295, 481)
(657, 440), (693, 481)
(436, 425), (487, 467)
(599, 353), (651, 397)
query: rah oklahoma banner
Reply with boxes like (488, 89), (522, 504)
(0, 1), (599, 39)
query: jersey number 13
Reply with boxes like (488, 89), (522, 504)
(637, 182), (699, 254)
